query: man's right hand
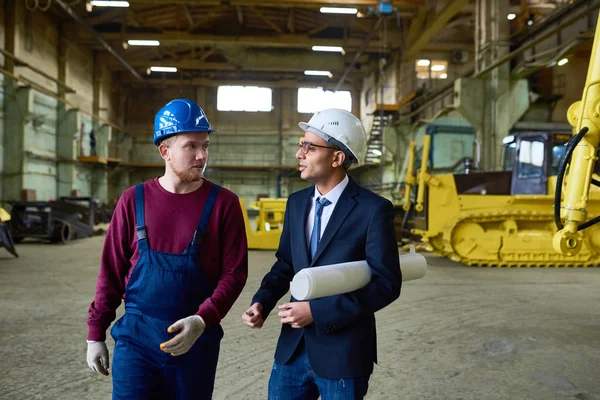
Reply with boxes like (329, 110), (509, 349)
(86, 341), (110, 376)
(242, 303), (264, 329)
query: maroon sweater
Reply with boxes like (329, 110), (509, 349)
(86, 177), (248, 341)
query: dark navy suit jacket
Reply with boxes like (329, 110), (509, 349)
(252, 177), (402, 379)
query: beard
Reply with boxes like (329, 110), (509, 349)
(172, 164), (205, 182)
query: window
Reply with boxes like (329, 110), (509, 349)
(297, 88), (352, 113)
(518, 138), (544, 178)
(415, 60), (448, 80)
(217, 86), (272, 112)
(550, 144), (567, 176)
(503, 141), (516, 171)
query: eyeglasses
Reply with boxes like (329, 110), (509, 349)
(297, 140), (339, 155)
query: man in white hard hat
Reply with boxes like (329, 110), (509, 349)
(242, 108), (402, 399)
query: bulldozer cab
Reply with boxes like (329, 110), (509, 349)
(501, 131), (571, 195)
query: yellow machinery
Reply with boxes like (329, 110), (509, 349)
(406, 131), (600, 267)
(0, 205), (18, 258)
(239, 197), (287, 250)
(553, 14), (600, 257)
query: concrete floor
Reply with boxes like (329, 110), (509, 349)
(1, 236), (600, 400)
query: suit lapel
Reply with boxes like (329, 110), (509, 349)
(310, 179), (358, 266)
(293, 187), (313, 269)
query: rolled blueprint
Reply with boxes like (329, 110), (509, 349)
(290, 245), (427, 301)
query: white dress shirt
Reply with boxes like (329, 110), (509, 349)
(305, 175), (350, 246)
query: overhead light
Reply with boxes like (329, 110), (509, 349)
(558, 58), (569, 66)
(150, 66), (177, 73)
(371, 149), (382, 156)
(417, 59), (430, 67)
(304, 70), (332, 78)
(312, 46), (345, 54)
(527, 19), (533, 26)
(440, 73), (448, 79)
(320, 7), (358, 14)
(128, 40), (160, 46)
(431, 65), (445, 71)
(90, 1), (130, 7)
(507, 13), (516, 20)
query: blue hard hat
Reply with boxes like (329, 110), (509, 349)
(153, 99), (216, 145)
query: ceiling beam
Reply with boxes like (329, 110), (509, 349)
(404, 7), (428, 48)
(123, 0), (425, 7)
(115, 52), (355, 72)
(182, 5), (194, 27)
(126, 77), (355, 90)
(288, 8), (295, 33)
(75, 30), (390, 51)
(247, 6), (284, 34)
(404, 0), (471, 59)
(187, 7), (222, 32)
(86, 9), (127, 25)
(200, 48), (216, 61)
(236, 5), (244, 26)
(308, 23), (332, 36)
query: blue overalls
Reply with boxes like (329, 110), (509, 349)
(111, 183), (223, 400)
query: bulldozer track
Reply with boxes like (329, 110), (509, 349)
(428, 209), (600, 268)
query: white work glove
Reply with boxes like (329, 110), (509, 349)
(86, 340), (109, 376)
(160, 315), (205, 356)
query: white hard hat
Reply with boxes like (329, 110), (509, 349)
(298, 108), (367, 165)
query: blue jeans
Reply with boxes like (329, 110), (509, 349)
(268, 341), (370, 400)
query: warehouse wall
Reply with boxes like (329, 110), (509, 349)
(1, 5), (117, 202)
(14, 6), (59, 92)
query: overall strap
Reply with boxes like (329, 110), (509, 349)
(134, 183), (149, 251)
(191, 184), (222, 248)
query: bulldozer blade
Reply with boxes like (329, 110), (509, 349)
(0, 222), (18, 258)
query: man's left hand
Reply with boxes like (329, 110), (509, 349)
(278, 302), (313, 328)
(160, 315), (205, 356)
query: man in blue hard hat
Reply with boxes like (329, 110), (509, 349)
(85, 98), (248, 399)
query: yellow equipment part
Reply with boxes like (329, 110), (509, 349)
(412, 171), (600, 267)
(0, 206), (18, 258)
(0, 207), (10, 223)
(239, 198), (287, 250)
(553, 13), (600, 255)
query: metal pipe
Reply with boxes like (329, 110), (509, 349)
(53, 0), (146, 84)
(334, 16), (383, 92)
(415, 134), (431, 212)
(402, 141), (416, 211)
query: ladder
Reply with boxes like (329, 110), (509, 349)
(364, 112), (393, 164)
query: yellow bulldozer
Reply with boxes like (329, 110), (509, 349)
(404, 132), (600, 267)
(404, 13), (600, 267)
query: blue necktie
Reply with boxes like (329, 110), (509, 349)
(310, 197), (332, 260)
